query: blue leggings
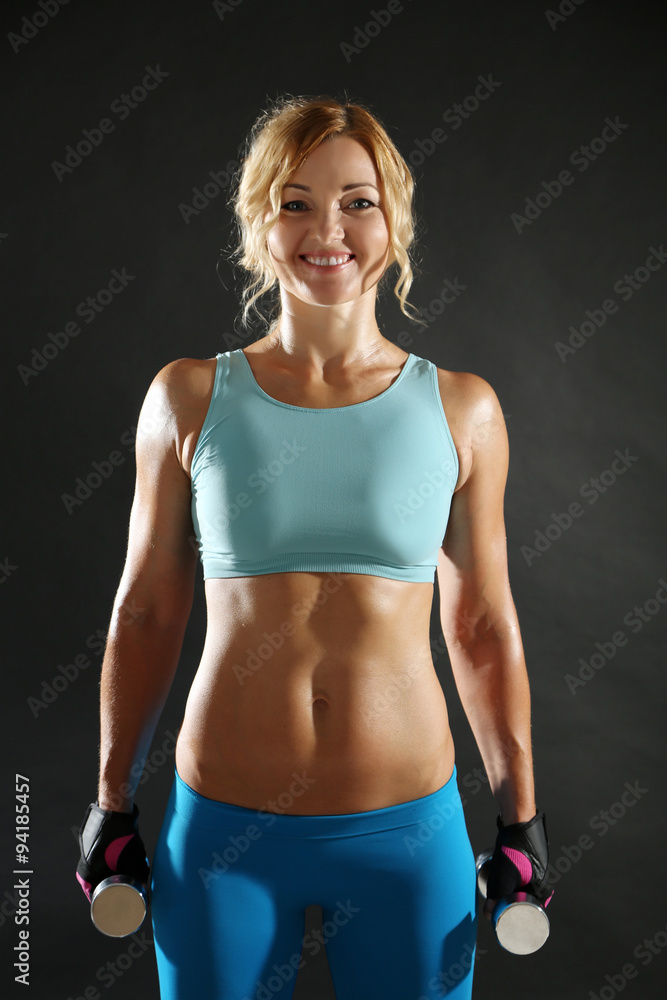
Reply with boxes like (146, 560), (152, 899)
(151, 767), (478, 1000)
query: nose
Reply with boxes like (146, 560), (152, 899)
(308, 206), (345, 245)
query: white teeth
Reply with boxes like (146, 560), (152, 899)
(303, 254), (352, 266)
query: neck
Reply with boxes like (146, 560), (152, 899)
(266, 288), (389, 370)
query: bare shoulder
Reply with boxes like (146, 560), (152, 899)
(138, 357), (218, 475)
(434, 366), (507, 490)
(435, 366), (501, 418)
(148, 356), (217, 404)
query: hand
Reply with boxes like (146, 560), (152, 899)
(76, 802), (150, 903)
(483, 810), (552, 919)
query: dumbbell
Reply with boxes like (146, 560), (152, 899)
(90, 876), (148, 937)
(476, 850), (550, 955)
(77, 801), (150, 938)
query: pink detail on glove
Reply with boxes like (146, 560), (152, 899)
(104, 834), (134, 872)
(76, 872), (93, 901)
(501, 845), (533, 886)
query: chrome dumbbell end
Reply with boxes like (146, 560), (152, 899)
(475, 851), (550, 955)
(90, 875), (148, 938)
(492, 892), (550, 955)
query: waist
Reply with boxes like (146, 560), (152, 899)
(168, 763), (463, 835)
(176, 571), (452, 812)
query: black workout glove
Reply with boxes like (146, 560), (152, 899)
(485, 810), (553, 907)
(76, 802), (150, 903)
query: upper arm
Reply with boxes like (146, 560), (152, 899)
(436, 373), (516, 645)
(112, 360), (204, 628)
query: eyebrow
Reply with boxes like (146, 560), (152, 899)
(283, 182), (380, 193)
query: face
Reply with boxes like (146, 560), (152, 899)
(265, 135), (392, 309)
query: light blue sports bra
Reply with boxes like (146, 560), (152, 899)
(190, 349), (459, 583)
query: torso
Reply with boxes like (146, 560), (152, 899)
(174, 341), (474, 814)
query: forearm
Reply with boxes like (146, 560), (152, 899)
(447, 622), (536, 823)
(98, 599), (188, 812)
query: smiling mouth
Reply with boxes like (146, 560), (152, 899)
(300, 254), (355, 267)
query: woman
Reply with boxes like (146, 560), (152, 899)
(76, 95), (551, 999)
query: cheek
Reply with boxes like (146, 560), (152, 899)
(265, 225), (285, 263)
(368, 214), (390, 250)
(266, 220), (298, 261)
(360, 217), (391, 264)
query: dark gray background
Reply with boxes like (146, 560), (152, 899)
(2, 1), (666, 997)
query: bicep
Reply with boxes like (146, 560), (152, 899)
(437, 380), (514, 643)
(114, 371), (198, 625)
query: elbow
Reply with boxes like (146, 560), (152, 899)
(110, 577), (194, 636)
(442, 581), (520, 651)
(443, 612), (521, 665)
(444, 604), (512, 647)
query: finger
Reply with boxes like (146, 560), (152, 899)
(483, 897), (497, 920)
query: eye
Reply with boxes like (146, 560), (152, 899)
(347, 198), (375, 210)
(281, 200), (308, 212)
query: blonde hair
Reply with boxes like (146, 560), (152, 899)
(228, 94), (423, 333)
